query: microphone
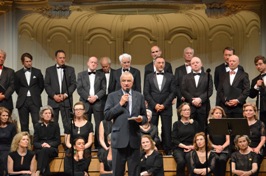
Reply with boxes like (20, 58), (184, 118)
(124, 88), (130, 107)
(206, 68), (211, 73)
(125, 88), (130, 94)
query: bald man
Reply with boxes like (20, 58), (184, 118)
(217, 55), (250, 118)
(181, 57), (213, 131)
(77, 56), (106, 148)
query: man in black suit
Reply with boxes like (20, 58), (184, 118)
(214, 47), (244, 106)
(44, 50), (77, 131)
(97, 56), (115, 109)
(249, 55), (266, 125)
(0, 49), (15, 112)
(113, 53), (141, 92)
(77, 56), (106, 148)
(144, 56), (175, 155)
(144, 45), (173, 83)
(15, 53), (44, 132)
(181, 57), (213, 132)
(174, 47), (194, 110)
(105, 72), (147, 176)
(217, 55), (250, 118)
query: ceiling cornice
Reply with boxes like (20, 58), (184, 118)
(0, 0), (264, 18)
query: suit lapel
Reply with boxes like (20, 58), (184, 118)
(161, 75), (166, 91)
(232, 71), (241, 86)
(152, 74), (160, 91)
(84, 71), (91, 89)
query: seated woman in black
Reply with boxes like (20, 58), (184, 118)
(98, 133), (113, 176)
(207, 106), (230, 176)
(140, 135), (164, 176)
(172, 103), (199, 176)
(243, 103), (265, 175)
(0, 107), (17, 175)
(64, 137), (90, 176)
(190, 132), (215, 176)
(65, 101), (94, 167)
(231, 135), (258, 176)
(8, 132), (37, 176)
(33, 105), (61, 176)
(140, 109), (161, 148)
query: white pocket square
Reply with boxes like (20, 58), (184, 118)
(33, 76), (36, 79)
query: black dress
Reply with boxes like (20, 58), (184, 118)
(64, 155), (91, 176)
(139, 150), (164, 176)
(190, 151), (216, 176)
(8, 150), (35, 176)
(0, 123), (16, 175)
(231, 151), (258, 176)
(248, 120), (265, 175)
(208, 129), (229, 176)
(33, 122), (60, 175)
(98, 148), (112, 176)
(64, 121), (93, 173)
(172, 120), (199, 176)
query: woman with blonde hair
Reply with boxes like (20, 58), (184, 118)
(207, 106), (229, 176)
(190, 132), (215, 176)
(243, 103), (265, 175)
(140, 135), (164, 176)
(0, 107), (17, 175)
(33, 105), (60, 176)
(8, 132), (37, 176)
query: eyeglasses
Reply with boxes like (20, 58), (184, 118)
(74, 108), (84, 111)
(151, 50), (159, 54)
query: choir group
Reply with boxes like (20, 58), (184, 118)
(0, 46), (265, 176)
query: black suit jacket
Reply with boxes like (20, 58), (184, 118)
(15, 67), (44, 108)
(144, 72), (176, 116)
(104, 89), (147, 149)
(174, 64), (188, 108)
(249, 75), (266, 112)
(97, 68), (116, 94)
(181, 71), (213, 114)
(217, 69), (250, 114)
(144, 61), (173, 82)
(113, 67), (141, 92)
(214, 63), (244, 90)
(44, 65), (76, 108)
(77, 70), (106, 111)
(0, 66), (15, 110)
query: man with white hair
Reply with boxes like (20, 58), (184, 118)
(113, 53), (141, 92)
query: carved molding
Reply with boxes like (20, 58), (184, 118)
(0, 0), (264, 18)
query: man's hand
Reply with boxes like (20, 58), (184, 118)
(256, 79), (264, 87)
(88, 95), (97, 104)
(119, 94), (129, 106)
(0, 92), (5, 101)
(134, 115), (143, 123)
(53, 94), (64, 102)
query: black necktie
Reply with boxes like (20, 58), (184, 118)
(123, 69), (129, 72)
(88, 72), (96, 75)
(261, 73), (266, 78)
(193, 73), (201, 76)
(157, 72), (164, 75)
(225, 63), (229, 67)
